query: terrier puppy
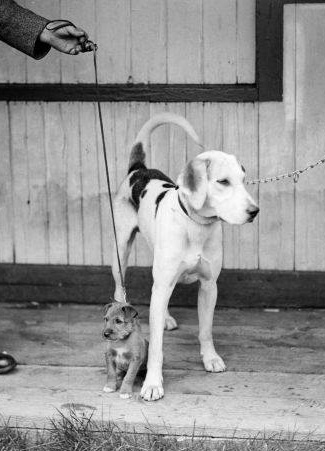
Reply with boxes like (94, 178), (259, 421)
(102, 302), (148, 398)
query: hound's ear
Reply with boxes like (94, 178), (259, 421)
(177, 158), (210, 210)
(121, 304), (139, 322)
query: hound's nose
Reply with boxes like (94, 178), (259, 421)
(246, 205), (259, 220)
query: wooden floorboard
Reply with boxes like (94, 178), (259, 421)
(1, 366), (325, 440)
(0, 304), (324, 439)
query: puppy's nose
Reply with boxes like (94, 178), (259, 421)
(103, 330), (112, 338)
(246, 205), (259, 219)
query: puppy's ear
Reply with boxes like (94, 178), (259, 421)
(177, 158), (210, 210)
(103, 302), (115, 316)
(121, 305), (139, 322)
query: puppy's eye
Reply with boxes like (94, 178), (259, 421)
(217, 179), (230, 186)
(115, 318), (123, 324)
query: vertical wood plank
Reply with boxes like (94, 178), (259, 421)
(96, 102), (116, 267)
(114, 103), (132, 188)
(295, 5), (325, 270)
(26, 0), (61, 83)
(9, 102), (28, 262)
(128, 103), (150, 266)
(113, 102), (136, 265)
(0, 103), (14, 262)
(25, 102), (48, 263)
(131, 0), (167, 83)
(168, 103), (186, 182)
(222, 103), (259, 269)
(124, 103), (150, 265)
(258, 5), (296, 270)
(7, 48), (26, 83)
(96, 0), (131, 83)
(167, 0), (203, 83)
(185, 103), (204, 162)
(61, 102), (84, 265)
(60, 0), (96, 83)
(203, 0), (236, 83)
(150, 103), (169, 174)
(115, 102), (134, 266)
(203, 103), (223, 151)
(0, 44), (9, 82)
(44, 103), (68, 264)
(237, 0), (255, 83)
(79, 102), (102, 265)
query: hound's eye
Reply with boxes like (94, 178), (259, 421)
(115, 318), (123, 324)
(217, 179), (230, 186)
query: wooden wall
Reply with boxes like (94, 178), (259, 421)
(0, 0), (255, 84)
(0, 3), (325, 271)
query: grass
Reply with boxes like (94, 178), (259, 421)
(0, 411), (324, 451)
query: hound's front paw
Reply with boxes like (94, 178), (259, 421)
(202, 353), (226, 373)
(140, 376), (164, 401)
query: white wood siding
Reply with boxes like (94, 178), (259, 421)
(0, 0), (255, 84)
(1, 4), (325, 271)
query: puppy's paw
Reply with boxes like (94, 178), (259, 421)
(203, 354), (226, 373)
(140, 377), (164, 401)
(119, 382), (133, 399)
(103, 384), (116, 393)
(120, 392), (132, 399)
(164, 315), (178, 331)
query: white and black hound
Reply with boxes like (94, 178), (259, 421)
(112, 113), (259, 401)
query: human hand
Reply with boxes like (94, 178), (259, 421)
(39, 20), (94, 55)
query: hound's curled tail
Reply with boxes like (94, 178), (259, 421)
(128, 113), (202, 173)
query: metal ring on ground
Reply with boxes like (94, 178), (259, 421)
(0, 352), (17, 374)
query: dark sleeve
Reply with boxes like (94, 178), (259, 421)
(0, 0), (51, 59)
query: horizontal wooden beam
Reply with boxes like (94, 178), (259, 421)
(0, 264), (324, 308)
(0, 83), (258, 103)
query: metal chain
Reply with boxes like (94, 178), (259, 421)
(246, 155), (325, 185)
(199, 142), (325, 185)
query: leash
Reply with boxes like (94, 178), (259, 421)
(47, 22), (127, 301)
(58, 36), (126, 302)
(91, 47), (127, 303)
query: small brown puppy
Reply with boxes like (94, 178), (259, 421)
(102, 302), (148, 398)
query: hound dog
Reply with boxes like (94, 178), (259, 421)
(112, 113), (259, 401)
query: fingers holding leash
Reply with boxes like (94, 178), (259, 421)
(39, 20), (97, 55)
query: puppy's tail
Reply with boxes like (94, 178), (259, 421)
(128, 113), (202, 173)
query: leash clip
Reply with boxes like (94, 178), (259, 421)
(82, 40), (97, 52)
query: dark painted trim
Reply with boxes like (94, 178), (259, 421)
(0, 83), (258, 103)
(0, 0), (324, 103)
(256, 0), (283, 101)
(0, 264), (324, 308)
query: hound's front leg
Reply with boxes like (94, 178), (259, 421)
(198, 279), (226, 373)
(140, 280), (175, 401)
